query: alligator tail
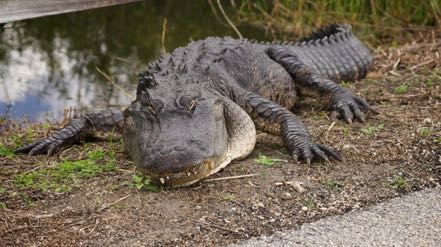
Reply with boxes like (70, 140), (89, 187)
(289, 24), (373, 82)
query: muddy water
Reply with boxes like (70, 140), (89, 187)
(0, 0), (264, 121)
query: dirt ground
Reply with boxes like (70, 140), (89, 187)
(1, 33), (440, 246)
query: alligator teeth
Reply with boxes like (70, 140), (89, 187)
(159, 178), (165, 184)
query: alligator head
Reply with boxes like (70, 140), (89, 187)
(122, 75), (256, 187)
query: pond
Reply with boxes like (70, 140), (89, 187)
(0, 0), (265, 122)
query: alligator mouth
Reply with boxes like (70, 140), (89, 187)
(144, 159), (217, 187)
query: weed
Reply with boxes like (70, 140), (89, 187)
(325, 180), (342, 190)
(340, 80), (351, 88)
(394, 84), (408, 94)
(223, 193), (236, 201)
(132, 173), (160, 192)
(304, 198), (316, 209)
(425, 79), (433, 87)
(389, 174), (409, 190)
(418, 127), (432, 137)
(42, 122), (51, 130)
(361, 123), (384, 135)
(0, 202), (6, 208)
(0, 144), (15, 158)
(0, 187), (6, 194)
(435, 136), (441, 143)
(255, 155), (275, 166)
(255, 154), (285, 166)
(13, 148), (118, 193)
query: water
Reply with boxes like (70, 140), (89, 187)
(0, 0), (265, 122)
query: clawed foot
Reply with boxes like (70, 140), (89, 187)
(283, 129), (342, 164)
(15, 137), (64, 156)
(331, 89), (378, 124)
(15, 119), (88, 156)
(289, 141), (342, 165)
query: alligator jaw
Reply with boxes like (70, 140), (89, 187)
(145, 159), (219, 187)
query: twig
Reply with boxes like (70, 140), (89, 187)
(207, 0), (222, 23)
(161, 18), (168, 54)
(325, 121), (336, 139)
(216, 0), (242, 39)
(204, 173), (258, 182)
(200, 221), (239, 234)
(5, 225), (43, 234)
(407, 59), (435, 71)
(97, 193), (133, 212)
(96, 67), (135, 100)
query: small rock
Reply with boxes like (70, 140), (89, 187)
(290, 181), (306, 193)
(195, 205), (201, 210)
(282, 192), (293, 200)
(423, 118), (432, 124)
(301, 206), (308, 212)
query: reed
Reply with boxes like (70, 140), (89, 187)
(236, 0), (440, 40)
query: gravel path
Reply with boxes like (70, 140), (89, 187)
(233, 187), (441, 247)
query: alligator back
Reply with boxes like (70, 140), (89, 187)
(288, 24), (373, 82)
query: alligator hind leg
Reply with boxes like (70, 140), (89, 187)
(15, 109), (124, 155)
(267, 46), (377, 124)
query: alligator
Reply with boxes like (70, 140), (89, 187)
(16, 24), (377, 187)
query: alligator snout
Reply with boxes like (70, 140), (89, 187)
(139, 150), (217, 187)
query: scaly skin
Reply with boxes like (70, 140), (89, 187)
(16, 24), (376, 187)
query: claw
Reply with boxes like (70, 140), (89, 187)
(292, 154), (299, 163)
(305, 158), (311, 166)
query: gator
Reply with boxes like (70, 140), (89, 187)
(16, 24), (377, 187)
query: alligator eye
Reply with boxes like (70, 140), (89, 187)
(189, 99), (197, 113)
(147, 105), (157, 116)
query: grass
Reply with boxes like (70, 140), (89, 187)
(236, 0), (440, 42)
(223, 193), (236, 201)
(131, 173), (160, 192)
(361, 123), (385, 135)
(0, 144), (15, 158)
(304, 198), (316, 209)
(324, 179), (342, 190)
(389, 174), (409, 190)
(255, 154), (285, 166)
(418, 127), (432, 137)
(394, 84), (409, 94)
(13, 148), (118, 193)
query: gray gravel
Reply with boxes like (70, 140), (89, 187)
(233, 187), (441, 247)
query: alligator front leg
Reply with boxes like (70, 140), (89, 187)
(267, 46), (377, 124)
(15, 109), (124, 155)
(233, 89), (341, 164)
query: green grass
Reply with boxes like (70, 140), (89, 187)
(304, 198), (316, 209)
(389, 174), (409, 190)
(361, 123), (384, 135)
(255, 154), (286, 166)
(435, 136), (441, 143)
(223, 193), (236, 201)
(237, 0), (440, 41)
(131, 173), (160, 192)
(394, 84), (409, 94)
(0, 144), (15, 158)
(418, 127), (432, 137)
(13, 148), (117, 193)
(324, 179), (342, 190)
